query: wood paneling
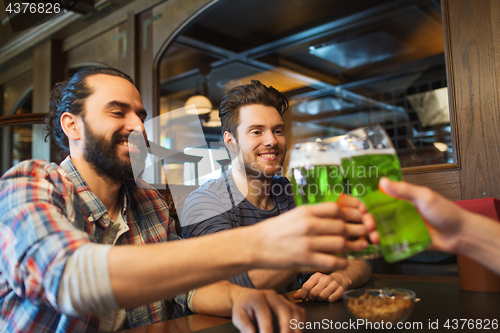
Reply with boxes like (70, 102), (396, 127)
(403, 169), (461, 201)
(125, 11), (136, 81)
(441, 0), (460, 167)
(151, 0), (212, 58)
(62, 0), (163, 52)
(65, 27), (121, 69)
(33, 40), (64, 114)
(1, 70), (32, 116)
(0, 12), (79, 65)
(65, 13), (136, 78)
(33, 40), (64, 162)
(403, 163), (458, 175)
(0, 113), (46, 127)
(0, 58), (33, 86)
(446, 0), (500, 200)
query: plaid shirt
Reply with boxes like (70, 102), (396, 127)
(0, 157), (182, 332)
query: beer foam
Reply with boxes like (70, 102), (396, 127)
(346, 148), (396, 157)
(289, 142), (343, 168)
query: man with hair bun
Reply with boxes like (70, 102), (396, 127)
(0, 68), (371, 332)
(179, 80), (371, 317)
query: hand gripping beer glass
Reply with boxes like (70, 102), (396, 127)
(289, 141), (382, 260)
(339, 125), (431, 263)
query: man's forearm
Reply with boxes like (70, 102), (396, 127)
(108, 227), (258, 309)
(191, 280), (240, 316)
(247, 269), (298, 291)
(459, 212), (500, 276)
(329, 260), (371, 289)
(108, 202), (369, 309)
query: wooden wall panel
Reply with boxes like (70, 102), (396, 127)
(403, 170), (461, 201)
(33, 40), (64, 114)
(1, 71), (32, 116)
(62, 0), (162, 52)
(33, 40), (64, 162)
(65, 27), (122, 70)
(151, 0), (212, 58)
(0, 59), (33, 86)
(446, 0), (500, 200)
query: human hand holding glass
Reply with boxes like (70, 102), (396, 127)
(339, 125), (431, 263)
(289, 141), (381, 260)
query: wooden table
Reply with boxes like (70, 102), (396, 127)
(120, 274), (500, 332)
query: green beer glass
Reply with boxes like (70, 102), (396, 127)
(289, 142), (344, 205)
(339, 125), (431, 263)
(289, 141), (382, 260)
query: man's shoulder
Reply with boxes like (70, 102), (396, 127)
(1, 159), (68, 183)
(180, 173), (233, 224)
(186, 173), (229, 203)
(272, 175), (293, 195)
(273, 175), (291, 186)
(0, 160), (77, 214)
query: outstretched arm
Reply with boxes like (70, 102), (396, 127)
(363, 178), (500, 276)
(109, 202), (370, 309)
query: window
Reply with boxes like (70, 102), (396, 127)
(157, 0), (452, 185)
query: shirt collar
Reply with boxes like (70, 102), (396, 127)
(59, 156), (129, 223)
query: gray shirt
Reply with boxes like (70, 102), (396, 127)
(180, 171), (303, 288)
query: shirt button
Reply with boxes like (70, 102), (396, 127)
(103, 214), (109, 219)
(88, 216), (94, 222)
(108, 237), (114, 243)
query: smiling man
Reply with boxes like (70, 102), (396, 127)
(0, 68), (372, 333)
(179, 80), (371, 317)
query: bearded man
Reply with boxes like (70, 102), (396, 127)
(0, 68), (371, 332)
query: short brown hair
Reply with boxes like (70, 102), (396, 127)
(218, 80), (288, 141)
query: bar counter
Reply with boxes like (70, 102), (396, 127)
(120, 274), (500, 332)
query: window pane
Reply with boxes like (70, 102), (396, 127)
(158, 0), (452, 185)
(1, 124), (51, 174)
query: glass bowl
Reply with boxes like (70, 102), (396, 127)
(343, 288), (416, 325)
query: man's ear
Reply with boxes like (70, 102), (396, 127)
(223, 131), (238, 155)
(60, 112), (82, 142)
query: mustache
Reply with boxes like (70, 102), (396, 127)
(112, 132), (146, 145)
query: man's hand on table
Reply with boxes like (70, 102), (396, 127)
(231, 288), (305, 333)
(292, 272), (347, 302)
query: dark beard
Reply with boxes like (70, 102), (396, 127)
(244, 161), (276, 179)
(82, 121), (145, 182)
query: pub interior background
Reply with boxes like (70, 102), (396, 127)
(1, 0), (499, 276)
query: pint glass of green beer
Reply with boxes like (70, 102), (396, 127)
(289, 141), (382, 260)
(289, 142), (344, 205)
(339, 125), (431, 263)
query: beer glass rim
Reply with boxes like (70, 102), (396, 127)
(289, 141), (343, 169)
(339, 124), (395, 153)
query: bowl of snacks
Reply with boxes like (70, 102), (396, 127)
(343, 288), (416, 326)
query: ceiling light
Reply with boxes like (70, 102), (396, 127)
(185, 95), (212, 115)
